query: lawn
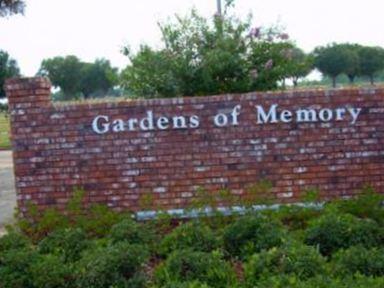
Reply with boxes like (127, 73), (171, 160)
(0, 112), (11, 149)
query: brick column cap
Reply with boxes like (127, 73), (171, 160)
(4, 77), (51, 92)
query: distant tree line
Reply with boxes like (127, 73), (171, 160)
(313, 43), (384, 87)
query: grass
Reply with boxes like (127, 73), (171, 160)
(0, 112), (10, 149)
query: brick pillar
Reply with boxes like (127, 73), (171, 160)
(5, 77), (51, 110)
(4, 77), (52, 212)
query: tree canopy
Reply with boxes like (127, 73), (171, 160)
(0, 50), (20, 97)
(313, 44), (359, 88)
(313, 43), (384, 87)
(38, 56), (118, 100)
(337, 43), (361, 84)
(283, 47), (313, 87)
(0, 0), (25, 17)
(121, 4), (310, 98)
(358, 46), (384, 84)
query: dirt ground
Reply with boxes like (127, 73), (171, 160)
(0, 150), (16, 236)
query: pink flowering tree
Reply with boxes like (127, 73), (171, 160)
(121, 1), (311, 98)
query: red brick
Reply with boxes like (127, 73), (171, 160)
(4, 77), (384, 213)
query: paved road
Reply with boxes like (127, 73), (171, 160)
(0, 150), (16, 235)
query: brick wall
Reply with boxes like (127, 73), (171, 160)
(5, 77), (384, 213)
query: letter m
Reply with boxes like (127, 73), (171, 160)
(256, 105), (278, 124)
(296, 109), (317, 122)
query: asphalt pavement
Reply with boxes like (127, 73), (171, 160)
(0, 150), (16, 235)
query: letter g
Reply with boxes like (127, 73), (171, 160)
(92, 115), (110, 134)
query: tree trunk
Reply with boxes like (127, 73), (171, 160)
(293, 79), (298, 87)
(370, 75), (375, 85)
(347, 74), (355, 84)
(332, 77), (337, 88)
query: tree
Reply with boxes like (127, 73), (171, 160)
(0, 50), (20, 97)
(80, 59), (118, 98)
(281, 47), (313, 87)
(121, 46), (182, 98)
(292, 48), (314, 87)
(0, 0), (25, 17)
(313, 44), (359, 88)
(39, 56), (83, 100)
(358, 46), (384, 85)
(247, 36), (298, 91)
(38, 56), (118, 100)
(338, 43), (361, 84)
(121, 3), (296, 98)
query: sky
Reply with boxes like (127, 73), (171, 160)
(0, 0), (383, 77)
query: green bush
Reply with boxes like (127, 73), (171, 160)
(154, 249), (237, 288)
(159, 281), (212, 288)
(304, 212), (384, 256)
(17, 206), (69, 242)
(0, 231), (30, 252)
(251, 274), (384, 288)
(272, 206), (322, 230)
(244, 244), (326, 284)
(75, 242), (149, 288)
(348, 218), (384, 247)
(1, 190), (384, 287)
(38, 228), (89, 262)
(223, 215), (286, 259)
(74, 204), (126, 238)
(159, 221), (218, 255)
(0, 248), (39, 288)
(30, 254), (75, 288)
(332, 246), (384, 277)
(109, 218), (156, 248)
(0, 103), (8, 113)
(331, 189), (384, 224)
(17, 189), (128, 241)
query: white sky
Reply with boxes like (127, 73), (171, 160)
(0, 0), (383, 76)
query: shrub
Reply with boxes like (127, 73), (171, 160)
(272, 206), (322, 230)
(331, 188), (384, 224)
(109, 218), (156, 248)
(75, 242), (149, 288)
(0, 231), (30, 252)
(251, 274), (384, 288)
(332, 246), (384, 277)
(159, 281), (212, 288)
(0, 248), (39, 288)
(244, 244), (326, 284)
(17, 189), (129, 240)
(0, 103), (8, 113)
(2, 190), (384, 288)
(154, 249), (237, 288)
(74, 204), (126, 238)
(159, 221), (218, 255)
(348, 218), (384, 247)
(304, 212), (384, 256)
(17, 206), (69, 242)
(30, 254), (75, 288)
(331, 276), (384, 288)
(223, 215), (286, 259)
(38, 228), (89, 262)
